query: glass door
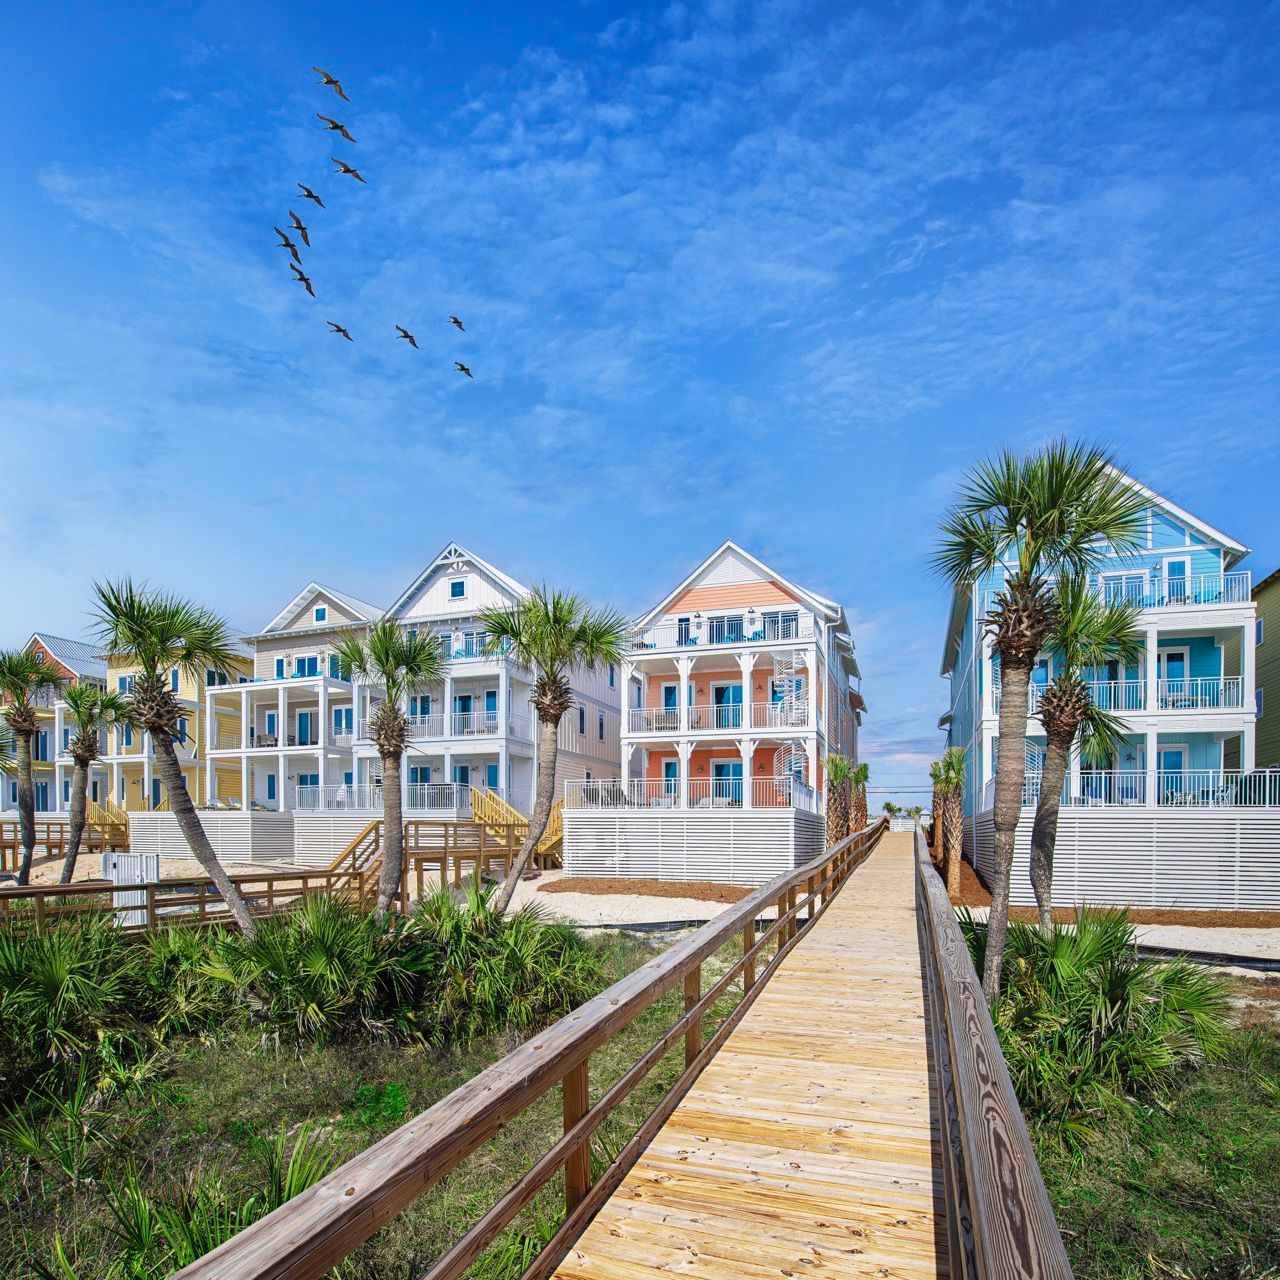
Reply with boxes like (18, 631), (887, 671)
(662, 758), (679, 801)
(1164, 558), (1190, 605)
(712, 683), (743, 728)
(712, 760), (743, 805)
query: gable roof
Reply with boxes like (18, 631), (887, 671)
(635, 541), (842, 628)
(254, 582), (384, 637)
(384, 542), (529, 618)
(25, 632), (108, 682)
(1113, 467), (1250, 564)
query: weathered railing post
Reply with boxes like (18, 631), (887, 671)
(684, 969), (702, 1066)
(742, 918), (756, 990)
(562, 1059), (591, 1212)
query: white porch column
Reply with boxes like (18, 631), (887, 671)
(1240, 723), (1257, 774)
(677, 741), (692, 809)
(277, 751), (286, 810)
(111, 761), (121, 808)
(1144, 726), (1158, 808)
(1067, 740), (1081, 806)
(277, 686), (287, 747)
(241, 755), (250, 808)
(806, 650), (819, 731)
(1144, 625), (1159, 715)
(1242, 617), (1257, 762)
(54, 763), (66, 813)
(497, 745), (508, 798)
(738, 652), (756, 730)
(142, 751), (153, 810)
(241, 686), (250, 749)
(676, 656), (692, 732)
(318, 681), (330, 791)
(739, 737), (756, 809)
(205, 755), (214, 806)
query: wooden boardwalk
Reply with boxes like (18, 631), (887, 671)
(554, 831), (949, 1280)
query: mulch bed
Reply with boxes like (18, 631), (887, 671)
(540, 877), (752, 904)
(948, 856), (1280, 928)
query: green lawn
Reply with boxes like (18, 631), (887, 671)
(1037, 978), (1280, 1280)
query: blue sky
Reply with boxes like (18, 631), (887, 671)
(3, 1), (1278, 802)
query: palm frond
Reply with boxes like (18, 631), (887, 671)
(479, 585), (626, 681)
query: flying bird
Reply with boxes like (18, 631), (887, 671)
(290, 263), (315, 297)
(395, 325), (419, 349)
(288, 210), (310, 247)
(317, 114), (357, 143)
(331, 157), (367, 184)
(454, 361), (473, 378)
(327, 321), (353, 341)
(312, 66), (350, 102)
(273, 226), (302, 265)
(297, 182), (325, 209)
(448, 315), (465, 331)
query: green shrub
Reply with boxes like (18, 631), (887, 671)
(960, 906), (1229, 1144)
(345, 1081), (409, 1128)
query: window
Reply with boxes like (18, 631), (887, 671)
(1258, 619), (1265, 646)
(1258, 688), (1265, 719)
(578, 706), (586, 735)
(172, 718), (188, 745)
(328, 654), (341, 679)
(314, 606), (327, 623)
(608, 664), (616, 688)
(170, 669), (180, 692)
(34, 651), (44, 664)
(275, 658), (285, 679)
(598, 711), (605, 741)
(117, 674), (134, 693)
(63, 779), (71, 804)
(450, 579), (466, 599)
(266, 774), (276, 801)
(62, 728), (70, 752)
(294, 656), (319, 677)
(123, 725), (133, 747)
(206, 668), (228, 687)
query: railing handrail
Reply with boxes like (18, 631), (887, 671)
(171, 818), (889, 1280)
(913, 826), (1073, 1278)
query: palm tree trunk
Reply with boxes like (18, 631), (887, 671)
(943, 792), (963, 900)
(1028, 730), (1072, 935)
(59, 761), (88, 884)
(494, 715), (559, 915)
(14, 731), (35, 885)
(375, 752), (405, 915)
(931, 788), (944, 868)
(843, 779), (853, 839)
(982, 656), (1031, 1004)
(151, 734), (257, 938)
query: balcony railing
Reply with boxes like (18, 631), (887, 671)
(1155, 677), (1243, 710)
(628, 701), (810, 734)
(630, 614), (815, 653)
(1155, 769), (1280, 807)
(294, 784), (384, 811)
(386, 712), (531, 741)
(1019, 768), (1280, 808)
(564, 776), (819, 813)
(293, 783), (501, 814)
(998, 680), (1148, 715)
(983, 571), (1251, 619)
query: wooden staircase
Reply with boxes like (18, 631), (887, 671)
(469, 788), (563, 870)
(86, 799), (130, 850)
(326, 819), (384, 904)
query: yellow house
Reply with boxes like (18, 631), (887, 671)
(103, 651), (252, 812)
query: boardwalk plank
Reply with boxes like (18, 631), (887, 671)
(552, 832), (949, 1279)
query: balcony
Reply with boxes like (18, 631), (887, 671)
(1019, 769), (1280, 808)
(1155, 678), (1243, 710)
(630, 612), (815, 654)
(627, 702), (810, 735)
(398, 712), (532, 741)
(564, 776), (819, 813)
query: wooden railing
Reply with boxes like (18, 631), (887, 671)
(171, 819), (888, 1280)
(913, 827), (1074, 1278)
(0, 864), (376, 932)
(0, 819), (118, 871)
(406, 818), (524, 892)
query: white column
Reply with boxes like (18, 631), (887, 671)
(738, 652), (755, 730)
(277, 751), (286, 810)
(277, 686), (287, 747)
(499, 664), (510, 731)
(1240, 723), (1257, 774)
(677, 741), (692, 809)
(54, 763), (66, 813)
(806, 648), (819, 730)
(1144, 625), (1159, 714)
(142, 751), (153, 810)
(111, 761), (121, 808)
(740, 738), (756, 809)
(497, 745), (508, 798)
(677, 656), (692, 731)
(1144, 726), (1158, 808)
(241, 686), (250, 749)
(1067, 740), (1081, 806)
(443, 669), (454, 735)
(205, 755), (214, 806)
(621, 743), (631, 786)
(1242, 616), (1257, 745)
(318, 681), (330, 791)
(241, 755), (250, 808)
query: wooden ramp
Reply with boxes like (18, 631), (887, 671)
(554, 831), (949, 1280)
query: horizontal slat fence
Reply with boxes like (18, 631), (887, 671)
(915, 827), (1073, 1278)
(170, 819), (888, 1280)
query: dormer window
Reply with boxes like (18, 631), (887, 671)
(450, 579), (467, 600)
(314, 606), (327, 622)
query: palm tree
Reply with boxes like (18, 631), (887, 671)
(58, 683), (133, 884)
(850, 762), (869, 832)
(0, 650), (64, 884)
(928, 759), (945, 867)
(333, 618), (445, 915)
(91, 579), (258, 937)
(934, 441), (1147, 1001)
(881, 800), (902, 818)
(481, 586), (626, 914)
(934, 747), (967, 900)
(824, 754), (853, 846)
(1028, 574), (1143, 933)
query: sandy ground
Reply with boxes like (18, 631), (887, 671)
(506, 871), (752, 928)
(11, 853), (298, 887)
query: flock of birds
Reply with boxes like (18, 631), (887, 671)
(274, 66), (474, 378)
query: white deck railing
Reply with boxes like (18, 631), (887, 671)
(630, 614), (815, 652)
(997, 680), (1148, 715)
(983, 571), (1251, 619)
(1023, 771), (1146, 807)
(1155, 677), (1244, 710)
(1018, 768), (1280, 808)
(565, 776), (820, 813)
(627, 701), (810, 734)
(294, 784), (384, 811)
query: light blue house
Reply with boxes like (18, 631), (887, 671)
(939, 474), (1278, 909)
